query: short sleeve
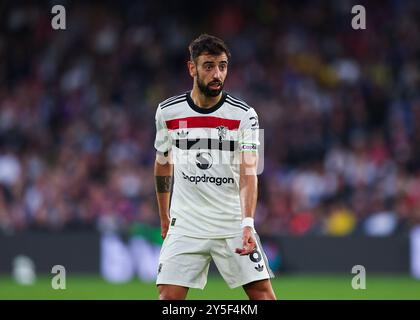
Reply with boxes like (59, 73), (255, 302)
(238, 108), (260, 152)
(154, 107), (172, 155)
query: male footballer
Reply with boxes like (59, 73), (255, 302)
(154, 34), (276, 300)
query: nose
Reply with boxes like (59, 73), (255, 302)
(213, 67), (222, 80)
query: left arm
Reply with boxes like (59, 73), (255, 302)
(235, 152), (258, 255)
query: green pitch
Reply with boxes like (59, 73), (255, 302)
(1, 274), (419, 300)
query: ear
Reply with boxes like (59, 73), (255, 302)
(187, 60), (196, 78)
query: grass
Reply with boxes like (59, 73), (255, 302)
(1, 274), (420, 300)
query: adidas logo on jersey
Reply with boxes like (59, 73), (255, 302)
(177, 130), (189, 138)
(182, 171), (234, 186)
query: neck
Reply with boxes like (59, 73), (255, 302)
(190, 84), (222, 109)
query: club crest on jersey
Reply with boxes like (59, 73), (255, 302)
(216, 126), (227, 142)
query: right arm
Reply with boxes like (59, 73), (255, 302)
(154, 151), (173, 239)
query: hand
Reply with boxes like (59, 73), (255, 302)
(160, 216), (170, 239)
(235, 227), (256, 255)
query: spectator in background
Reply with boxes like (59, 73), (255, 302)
(0, 0), (420, 236)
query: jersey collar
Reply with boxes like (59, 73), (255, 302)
(186, 91), (227, 114)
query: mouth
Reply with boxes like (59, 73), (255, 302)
(209, 82), (222, 90)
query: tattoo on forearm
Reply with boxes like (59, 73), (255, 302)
(155, 176), (172, 193)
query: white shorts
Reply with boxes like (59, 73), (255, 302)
(156, 233), (274, 289)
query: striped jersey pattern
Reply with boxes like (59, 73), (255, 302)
(154, 91), (259, 238)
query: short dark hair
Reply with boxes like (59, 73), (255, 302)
(189, 34), (231, 62)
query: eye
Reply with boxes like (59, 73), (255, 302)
(205, 65), (213, 71)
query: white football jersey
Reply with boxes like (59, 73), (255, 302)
(154, 91), (260, 238)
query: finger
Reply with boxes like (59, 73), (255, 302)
(236, 245), (250, 256)
(249, 241), (256, 251)
(241, 246), (252, 255)
(247, 237), (256, 249)
(236, 247), (251, 255)
(244, 242), (257, 255)
(242, 236), (249, 248)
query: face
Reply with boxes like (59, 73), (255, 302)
(188, 53), (228, 97)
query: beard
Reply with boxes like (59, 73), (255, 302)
(197, 74), (224, 97)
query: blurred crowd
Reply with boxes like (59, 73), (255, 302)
(1, 0), (420, 236)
